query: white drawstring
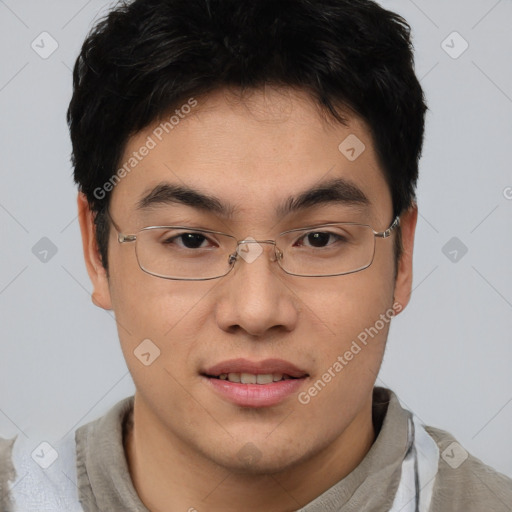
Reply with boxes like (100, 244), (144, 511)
(390, 414), (439, 512)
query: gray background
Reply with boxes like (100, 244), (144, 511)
(0, 0), (511, 478)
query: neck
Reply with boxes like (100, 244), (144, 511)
(125, 394), (375, 512)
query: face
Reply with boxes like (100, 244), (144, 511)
(79, 86), (416, 475)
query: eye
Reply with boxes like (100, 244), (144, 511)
(296, 231), (347, 249)
(162, 231), (214, 249)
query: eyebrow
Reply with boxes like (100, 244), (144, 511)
(277, 178), (369, 217)
(137, 182), (233, 216)
(136, 177), (370, 218)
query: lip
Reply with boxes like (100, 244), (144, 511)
(201, 358), (309, 408)
(203, 358), (308, 378)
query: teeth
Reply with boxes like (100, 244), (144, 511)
(213, 373), (296, 384)
(240, 373), (257, 384)
(256, 374), (274, 384)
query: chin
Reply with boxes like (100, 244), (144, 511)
(207, 440), (315, 476)
(221, 454), (300, 476)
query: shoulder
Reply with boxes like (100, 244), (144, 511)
(2, 433), (83, 511)
(0, 397), (134, 512)
(0, 436), (17, 512)
(425, 425), (512, 511)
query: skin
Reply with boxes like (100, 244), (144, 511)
(78, 86), (417, 512)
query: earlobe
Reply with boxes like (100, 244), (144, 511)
(392, 205), (418, 312)
(77, 193), (113, 310)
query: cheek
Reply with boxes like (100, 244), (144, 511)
(107, 259), (217, 374)
(108, 275), (200, 417)
(308, 285), (392, 384)
(307, 255), (395, 340)
(296, 277), (395, 435)
(297, 249), (396, 386)
(108, 241), (200, 335)
(106, 268), (224, 443)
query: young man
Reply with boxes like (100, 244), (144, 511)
(2, 0), (511, 510)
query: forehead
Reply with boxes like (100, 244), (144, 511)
(109, 87), (392, 225)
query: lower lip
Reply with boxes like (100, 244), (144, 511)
(204, 376), (307, 407)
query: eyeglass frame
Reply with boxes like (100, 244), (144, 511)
(108, 212), (400, 280)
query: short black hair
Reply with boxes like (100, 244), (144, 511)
(67, 0), (427, 270)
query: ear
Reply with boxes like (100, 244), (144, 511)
(77, 193), (112, 310)
(393, 204), (418, 312)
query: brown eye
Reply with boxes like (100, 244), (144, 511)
(161, 232), (211, 249)
(297, 232), (345, 248)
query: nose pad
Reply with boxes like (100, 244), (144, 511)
(272, 247), (283, 263)
(228, 242), (282, 267)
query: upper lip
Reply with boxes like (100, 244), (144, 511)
(203, 358), (309, 378)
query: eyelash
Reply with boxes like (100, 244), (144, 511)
(161, 230), (348, 250)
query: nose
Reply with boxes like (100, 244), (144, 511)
(214, 240), (299, 337)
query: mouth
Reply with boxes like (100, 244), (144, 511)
(201, 358), (309, 407)
(208, 372), (300, 384)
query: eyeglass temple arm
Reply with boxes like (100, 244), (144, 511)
(118, 234), (137, 243)
(103, 209), (136, 244)
(374, 215), (400, 238)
